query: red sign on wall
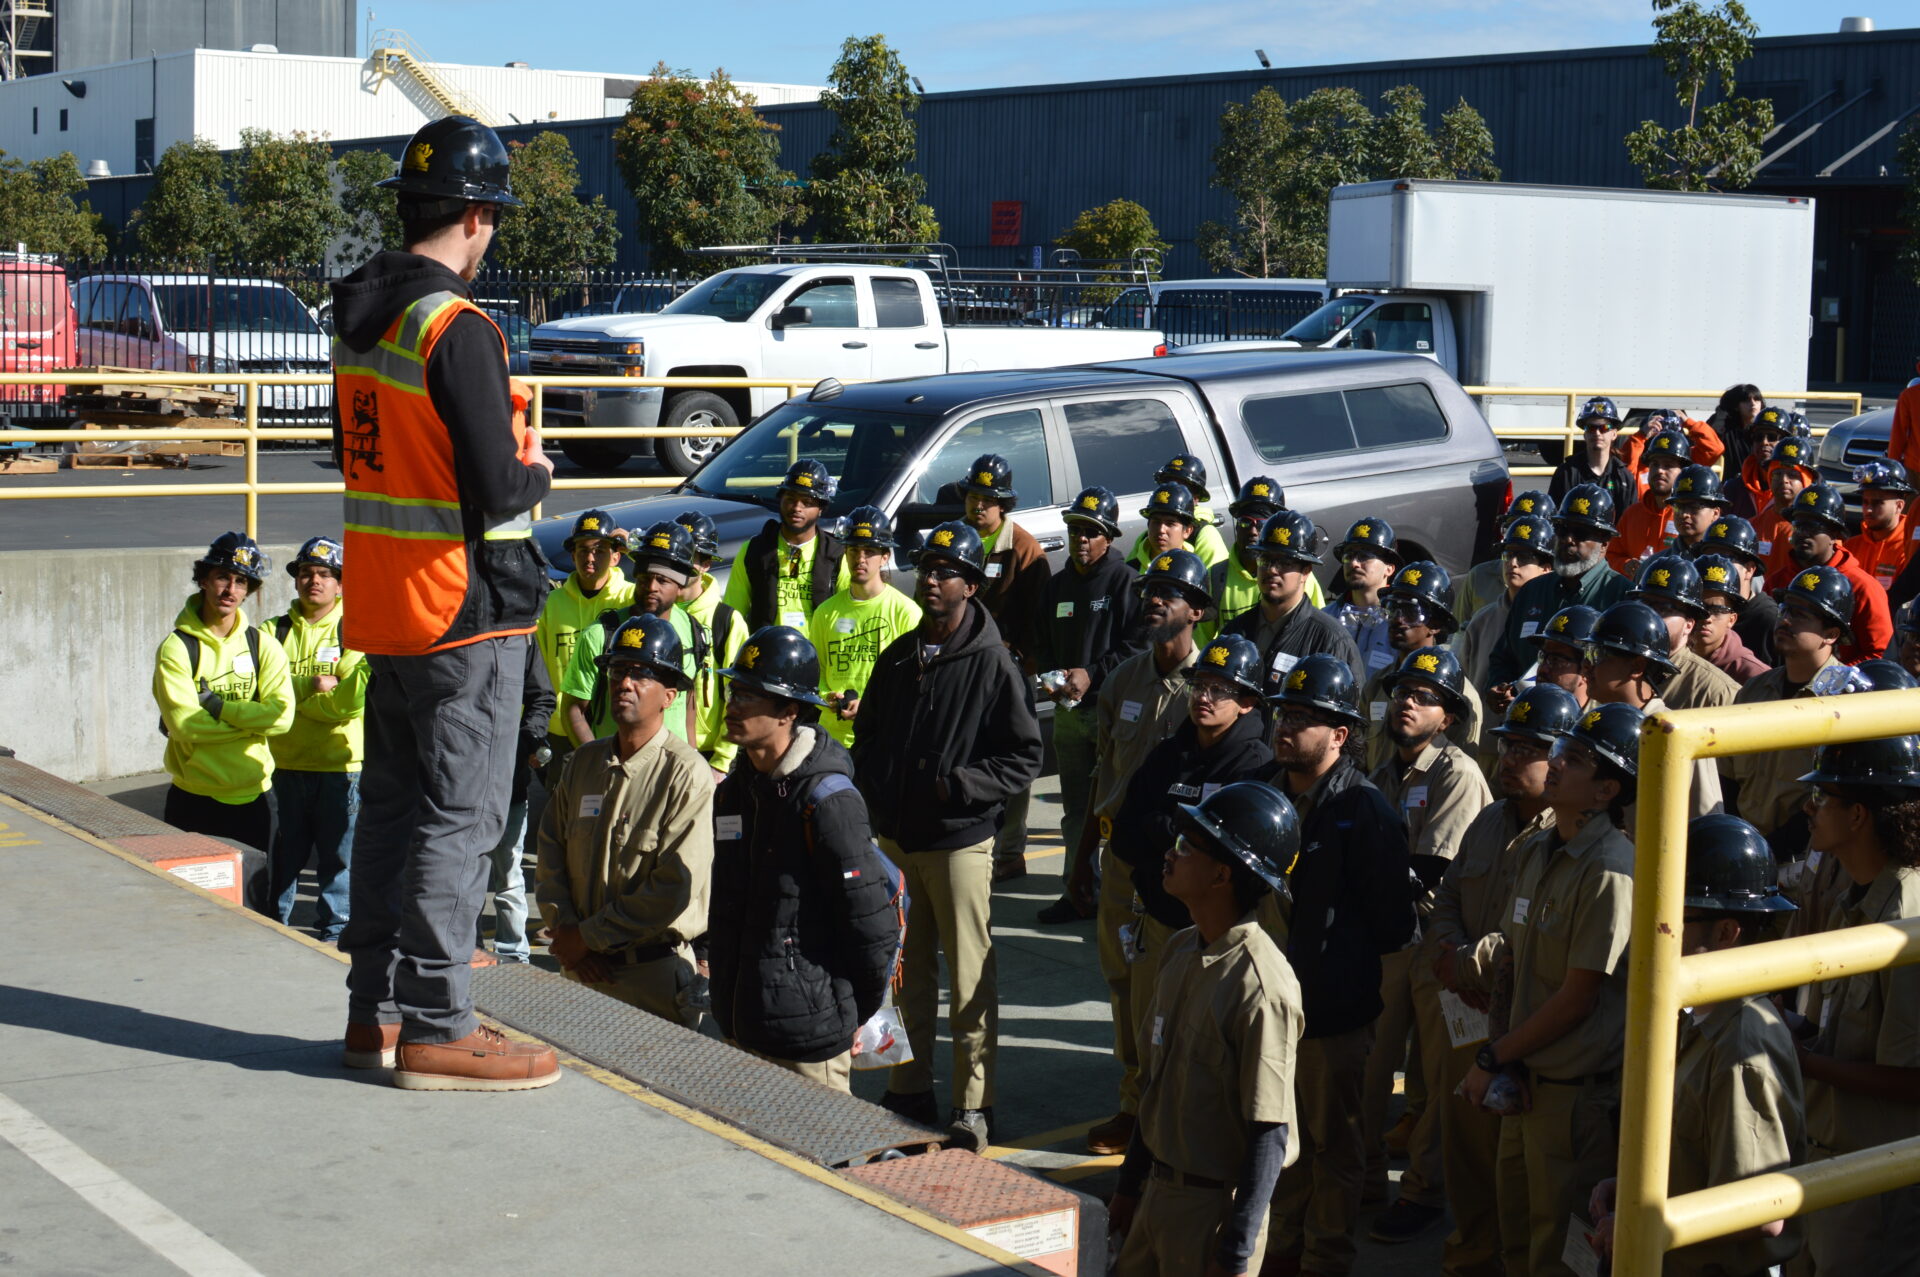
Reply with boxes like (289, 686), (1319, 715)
(990, 201), (1024, 247)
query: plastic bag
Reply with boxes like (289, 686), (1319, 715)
(851, 1000), (913, 1070)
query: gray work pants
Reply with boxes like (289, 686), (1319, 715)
(341, 636), (525, 1043)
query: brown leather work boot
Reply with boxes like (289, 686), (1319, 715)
(392, 1024), (561, 1092)
(1086, 1111), (1136, 1155)
(342, 1021), (400, 1069)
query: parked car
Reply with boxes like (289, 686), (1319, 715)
(483, 308), (532, 375)
(0, 251), (78, 438)
(1814, 405), (1894, 518)
(1098, 278), (1330, 346)
(528, 349), (1511, 599)
(73, 274), (332, 419)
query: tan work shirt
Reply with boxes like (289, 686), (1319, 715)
(1504, 814), (1635, 1079)
(1136, 915), (1305, 1181)
(1804, 866), (1920, 1156)
(1625, 694), (1722, 824)
(1666, 997), (1806, 1277)
(1370, 737), (1494, 867)
(1456, 595), (1510, 694)
(534, 723), (714, 955)
(1661, 644), (1740, 713)
(1427, 799), (1552, 994)
(1089, 644), (1199, 823)
(1361, 663), (1485, 772)
(1720, 657), (1844, 839)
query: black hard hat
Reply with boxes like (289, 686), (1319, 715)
(719, 624), (828, 707)
(288, 535), (343, 577)
(1564, 702), (1644, 778)
(1693, 554), (1744, 599)
(1753, 406), (1809, 438)
(1684, 814), (1796, 914)
(596, 612), (691, 689)
(1256, 510), (1323, 565)
(1788, 483), (1849, 535)
(1555, 483), (1618, 539)
(1587, 600), (1678, 678)
(778, 459), (838, 506)
(673, 509), (720, 558)
(1173, 781), (1301, 895)
(1777, 563), (1854, 637)
(1851, 659), (1919, 693)
(1670, 464), (1728, 509)
(1336, 515), (1400, 566)
(958, 453), (1018, 507)
(1507, 489), (1554, 521)
(1798, 734), (1920, 790)
(1529, 603), (1602, 651)
(196, 531), (270, 584)
(1693, 514), (1764, 569)
(840, 504), (899, 552)
(1140, 547), (1213, 609)
(1269, 652), (1366, 727)
(1854, 458), (1919, 499)
(1900, 601), (1920, 637)
(565, 508), (627, 551)
(1384, 560), (1457, 631)
(1228, 475), (1285, 520)
(1185, 633), (1264, 699)
(1382, 645), (1472, 718)
(1642, 427), (1692, 466)
(1140, 482), (1200, 525)
(1064, 486), (1123, 538)
(1502, 513), (1555, 558)
(1492, 681), (1582, 747)
(1155, 453), (1212, 502)
(912, 520), (987, 582)
(1629, 553), (1706, 619)
(1578, 396), (1621, 426)
(378, 115), (522, 207)
(1771, 435), (1817, 475)
(630, 521), (697, 580)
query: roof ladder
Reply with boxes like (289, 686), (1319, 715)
(370, 27), (497, 127)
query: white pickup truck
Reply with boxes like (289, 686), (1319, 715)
(531, 262), (1169, 474)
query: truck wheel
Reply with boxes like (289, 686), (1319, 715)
(655, 392), (738, 476)
(560, 438), (632, 470)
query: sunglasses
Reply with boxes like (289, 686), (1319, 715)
(1390, 684), (1445, 708)
(919, 564), (968, 582)
(606, 661), (663, 685)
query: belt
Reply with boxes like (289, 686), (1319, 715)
(1150, 1159), (1227, 1191)
(607, 942), (677, 966)
(1534, 1068), (1618, 1086)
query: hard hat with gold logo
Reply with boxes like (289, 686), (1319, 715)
(957, 453), (1018, 507)
(838, 504), (899, 552)
(1774, 562), (1854, 639)
(1183, 633), (1263, 699)
(1266, 652), (1364, 726)
(1383, 559), (1457, 631)
(594, 612), (691, 689)
(1063, 486), (1122, 538)
(910, 520), (987, 582)
(1586, 600), (1678, 679)
(378, 115), (521, 208)
(1254, 509), (1323, 565)
(1560, 701), (1644, 780)
(717, 624), (827, 707)
(1381, 644), (1471, 717)
(1628, 552), (1705, 620)
(1553, 483), (1618, 540)
(1140, 547), (1213, 609)
(1228, 475), (1285, 522)
(1491, 682), (1580, 748)
(778, 459), (838, 506)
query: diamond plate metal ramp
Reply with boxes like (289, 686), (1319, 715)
(0, 756), (174, 839)
(472, 961), (951, 1167)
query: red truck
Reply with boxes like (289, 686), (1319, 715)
(0, 251), (77, 441)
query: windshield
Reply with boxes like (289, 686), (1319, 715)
(0, 270), (65, 335)
(689, 402), (939, 511)
(657, 271), (789, 323)
(1280, 296), (1374, 345)
(151, 284), (321, 336)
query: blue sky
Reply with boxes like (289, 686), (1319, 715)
(356, 1), (1897, 91)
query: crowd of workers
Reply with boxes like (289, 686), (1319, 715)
(142, 115), (1920, 1277)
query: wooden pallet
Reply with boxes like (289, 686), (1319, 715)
(66, 367), (238, 417)
(0, 453), (59, 475)
(66, 440), (244, 465)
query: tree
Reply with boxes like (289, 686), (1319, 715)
(1624, 0), (1775, 191)
(334, 148), (400, 266)
(1054, 199), (1168, 300)
(231, 128), (346, 263)
(490, 132), (620, 322)
(808, 34), (939, 245)
(613, 63), (799, 273)
(1897, 123), (1920, 285)
(0, 150), (107, 258)
(127, 138), (237, 260)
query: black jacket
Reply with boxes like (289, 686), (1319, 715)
(852, 599), (1044, 850)
(1547, 451), (1636, 519)
(329, 251), (549, 646)
(513, 637), (556, 804)
(1735, 589), (1780, 667)
(738, 521), (844, 631)
(1222, 597), (1365, 693)
(1034, 550), (1145, 701)
(709, 729), (899, 1063)
(1257, 756), (1414, 1039)
(1110, 711), (1274, 928)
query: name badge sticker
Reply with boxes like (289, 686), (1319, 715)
(1151, 1015), (1165, 1047)
(1512, 896), (1530, 925)
(579, 794), (604, 819)
(1369, 700), (1388, 721)
(781, 610), (806, 629)
(317, 646), (342, 662)
(231, 651), (255, 677)
(715, 814), (744, 840)
(1271, 651), (1299, 675)
(833, 617), (856, 634)
(984, 562), (1003, 579)
(1405, 784), (1429, 810)
(1520, 621), (1541, 639)
(1119, 700), (1142, 723)
(1056, 600), (1075, 619)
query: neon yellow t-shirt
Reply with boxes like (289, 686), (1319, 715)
(559, 605), (697, 742)
(721, 532), (850, 630)
(808, 585), (923, 748)
(1128, 500), (1229, 570)
(535, 572), (636, 737)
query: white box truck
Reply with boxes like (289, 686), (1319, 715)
(1272, 179), (1815, 441)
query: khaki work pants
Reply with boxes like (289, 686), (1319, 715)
(992, 785), (1030, 873)
(1365, 947), (1445, 1204)
(1267, 1024), (1375, 1275)
(1803, 1144), (1920, 1274)
(1096, 842), (1142, 1113)
(1125, 911), (1179, 1080)
(1496, 1073), (1619, 1277)
(564, 946), (703, 1030)
(1428, 971), (1502, 1276)
(1116, 1178), (1270, 1277)
(880, 835), (997, 1111)
(744, 1044), (852, 1094)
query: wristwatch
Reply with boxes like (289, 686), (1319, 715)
(1475, 1043), (1501, 1073)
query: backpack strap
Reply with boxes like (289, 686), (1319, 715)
(714, 603), (739, 660)
(687, 614), (711, 671)
(274, 615), (293, 645)
(585, 607), (630, 730)
(245, 626), (262, 702)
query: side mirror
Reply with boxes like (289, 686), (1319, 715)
(1355, 329), (1377, 351)
(770, 304), (813, 330)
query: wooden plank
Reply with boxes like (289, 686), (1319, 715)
(0, 453), (59, 475)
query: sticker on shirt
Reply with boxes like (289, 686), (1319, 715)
(715, 814), (743, 840)
(1119, 699), (1142, 723)
(1366, 647), (1394, 671)
(1512, 896), (1530, 925)
(1270, 651), (1299, 675)
(231, 651), (256, 677)
(1519, 621), (1541, 639)
(1056, 600), (1075, 619)
(781, 611), (807, 629)
(1404, 784), (1429, 810)
(1757, 539), (1772, 554)
(984, 562), (1003, 578)
(318, 646), (341, 662)
(1369, 700), (1388, 722)
(833, 616), (857, 634)
(1151, 1015), (1164, 1046)
(579, 793), (604, 819)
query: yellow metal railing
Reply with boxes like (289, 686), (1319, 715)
(1466, 386), (1867, 478)
(0, 371), (821, 537)
(1616, 690), (1920, 1273)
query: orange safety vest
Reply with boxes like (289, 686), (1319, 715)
(333, 291), (533, 655)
